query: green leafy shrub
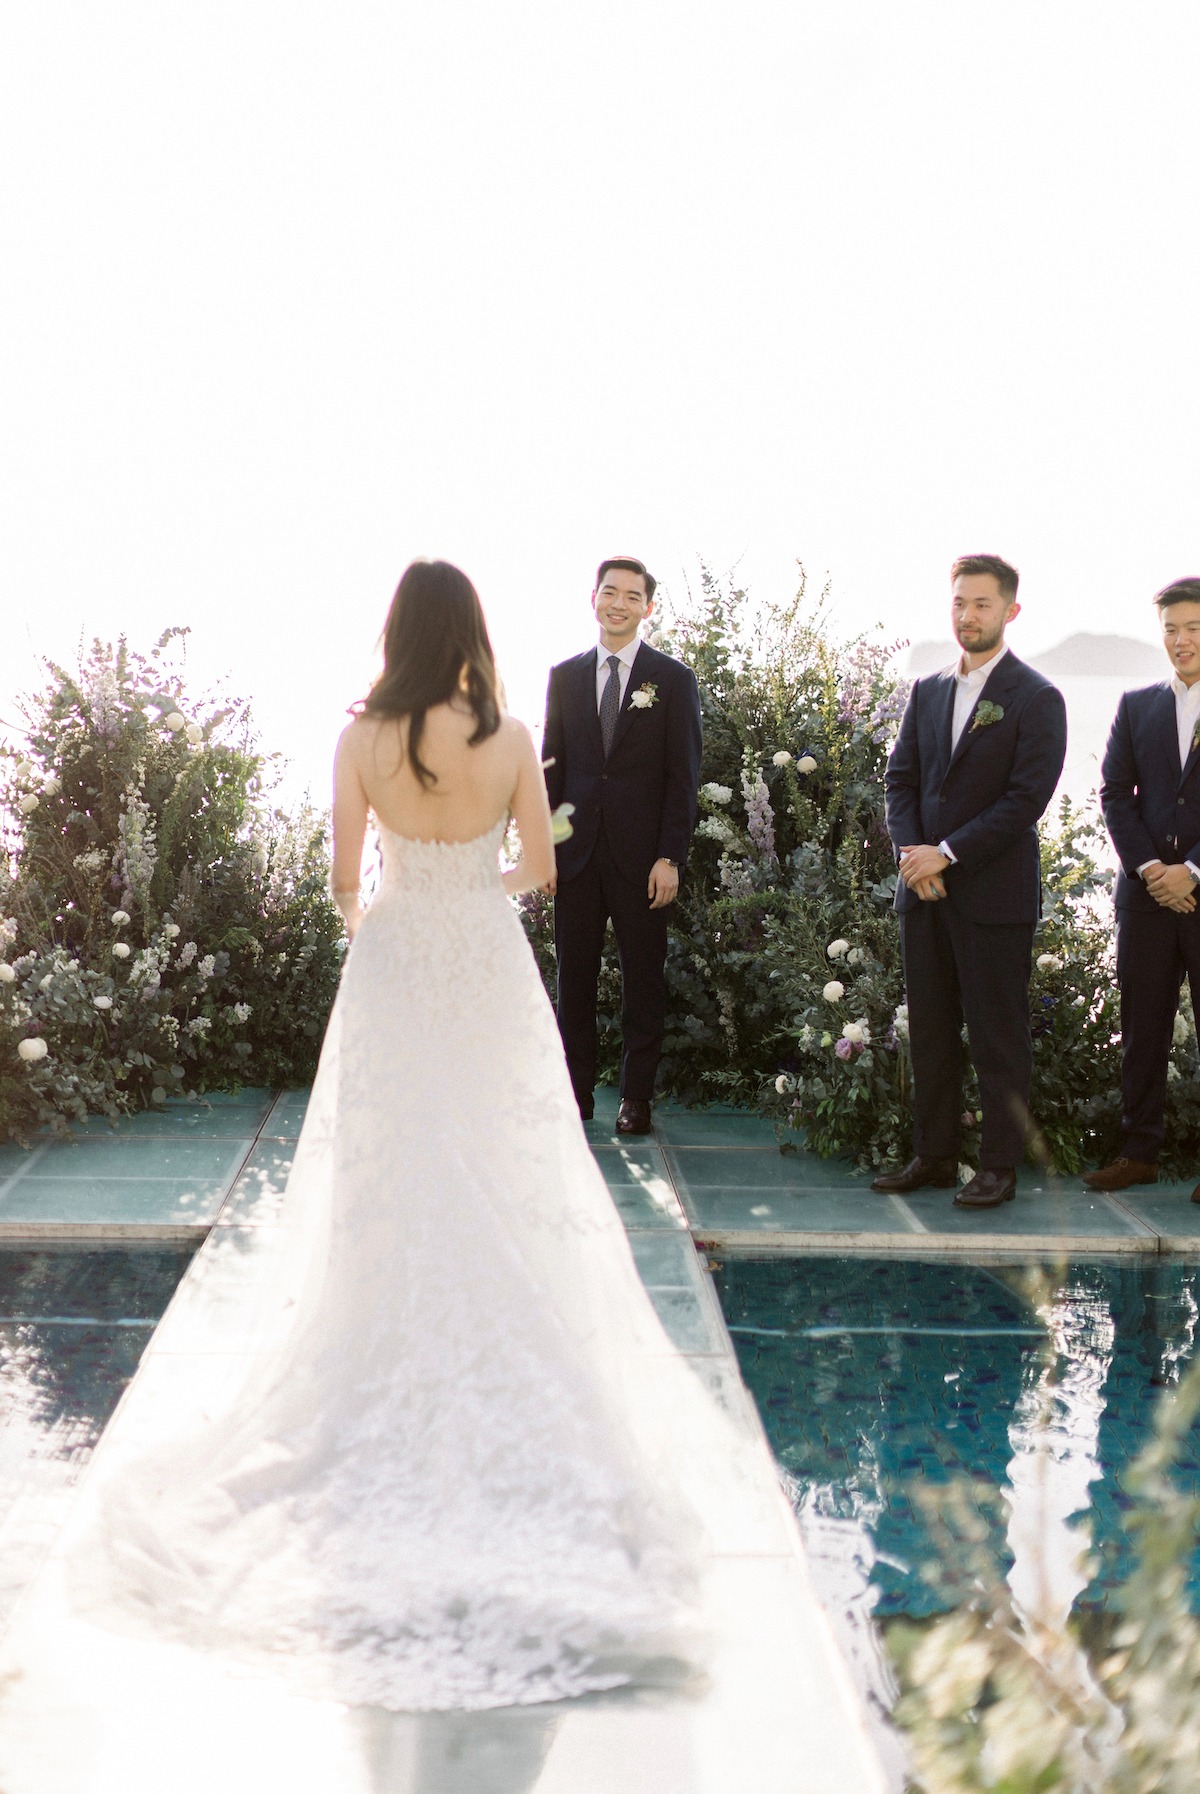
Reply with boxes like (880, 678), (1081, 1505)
(519, 569), (1200, 1174)
(0, 632), (342, 1141)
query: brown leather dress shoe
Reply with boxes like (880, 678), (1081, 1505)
(1081, 1157), (1158, 1192)
(871, 1155), (958, 1194)
(953, 1168), (1017, 1208)
(616, 1098), (652, 1135)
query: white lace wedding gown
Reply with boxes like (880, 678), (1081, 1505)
(67, 821), (749, 1711)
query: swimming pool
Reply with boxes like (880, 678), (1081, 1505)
(0, 1243), (196, 1625)
(713, 1252), (1200, 1622)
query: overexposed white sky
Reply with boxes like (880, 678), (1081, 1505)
(2, 2), (1198, 803)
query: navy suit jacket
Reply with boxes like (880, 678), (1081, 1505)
(542, 642), (703, 885)
(884, 651), (1067, 924)
(1100, 682), (1200, 913)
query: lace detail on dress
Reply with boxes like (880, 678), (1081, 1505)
(66, 812), (749, 1711)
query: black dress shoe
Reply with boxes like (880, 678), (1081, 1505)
(1191, 1181), (1200, 1205)
(953, 1168), (1017, 1208)
(616, 1098), (652, 1136)
(871, 1155), (958, 1194)
(578, 1104), (594, 1123)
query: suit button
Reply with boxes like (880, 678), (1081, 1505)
(601, 774), (608, 782)
(1179, 797), (1186, 806)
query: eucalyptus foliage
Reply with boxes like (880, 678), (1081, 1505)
(0, 632), (342, 1141)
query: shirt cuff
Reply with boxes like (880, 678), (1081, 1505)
(1137, 861), (1160, 877)
(937, 840), (957, 864)
(1188, 863), (1200, 884)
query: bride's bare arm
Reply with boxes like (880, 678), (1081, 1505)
(502, 723), (555, 896)
(332, 726), (369, 937)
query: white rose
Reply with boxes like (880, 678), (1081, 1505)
(18, 793), (39, 814)
(112, 942), (132, 960)
(15, 759), (36, 778)
(823, 980), (845, 1003)
(185, 723), (203, 745)
(771, 751), (792, 766)
(1035, 952), (1062, 972)
(164, 711), (186, 732)
(93, 994), (113, 1010)
(163, 922), (181, 939)
(17, 1037), (48, 1062)
(0, 963), (15, 983)
(111, 910), (130, 926)
(796, 756), (818, 774)
(826, 939), (850, 959)
(774, 1073), (790, 1094)
(841, 1020), (871, 1046)
(701, 783), (733, 805)
(41, 774), (61, 795)
(628, 688), (653, 709)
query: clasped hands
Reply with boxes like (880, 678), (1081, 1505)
(1142, 861), (1197, 914)
(898, 844), (950, 902)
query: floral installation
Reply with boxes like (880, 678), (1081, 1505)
(628, 682), (659, 710)
(1, 631), (343, 1142)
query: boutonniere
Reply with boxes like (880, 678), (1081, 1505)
(970, 700), (1004, 733)
(629, 682), (659, 710)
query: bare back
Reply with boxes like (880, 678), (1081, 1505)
(331, 704), (554, 920)
(348, 707), (524, 842)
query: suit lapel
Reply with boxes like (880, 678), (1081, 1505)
(576, 649), (605, 760)
(931, 670), (956, 776)
(944, 652), (1019, 778)
(607, 642), (651, 759)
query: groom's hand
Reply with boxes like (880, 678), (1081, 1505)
(899, 844), (950, 890)
(648, 859), (679, 909)
(1143, 861), (1197, 912)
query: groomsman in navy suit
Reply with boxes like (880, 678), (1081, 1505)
(1090, 576), (1200, 1200)
(873, 554), (1068, 1208)
(543, 557), (703, 1134)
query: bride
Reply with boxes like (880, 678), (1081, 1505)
(67, 560), (748, 1712)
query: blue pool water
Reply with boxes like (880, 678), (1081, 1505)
(0, 1244), (196, 1621)
(714, 1254), (1200, 1619)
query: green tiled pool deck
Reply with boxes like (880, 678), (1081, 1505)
(7, 1086), (1197, 1255)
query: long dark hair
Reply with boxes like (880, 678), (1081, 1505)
(356, 561), (501, 787)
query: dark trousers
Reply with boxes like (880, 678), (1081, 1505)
(901, 902), (1036, 1170)
(553, 828), (668, 1109)
(1115, 905), (1200, 1161)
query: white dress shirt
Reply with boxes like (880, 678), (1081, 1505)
(595, 638), (642, 713)
(950, 644), (1009, 753)
(938, 646), (1009, 863)
(1137, 673), (1200, 882)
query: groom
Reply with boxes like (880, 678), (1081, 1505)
(543, 556), (703, 1133)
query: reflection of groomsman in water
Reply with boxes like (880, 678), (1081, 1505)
(542, 557), (703, 1135)
(1090, 577), (1200, 1202)
(872, 554), (1067, 1209)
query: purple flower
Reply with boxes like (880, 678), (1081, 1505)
(834, 1037), (854, 1061)
(741, 767), (777, 864)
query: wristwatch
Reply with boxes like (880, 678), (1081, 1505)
(661, 858), (678, 869)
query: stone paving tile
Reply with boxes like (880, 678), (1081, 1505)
(0, 1177), (231, 1228)
(666, 1145), (867, 1194)
(20, 1137), (253, 1185)
(46, 1108), (271, 1140)
(653, 1111), (780, 1148)
(215, 1142), (297, 1226)
(679, 1183), (921, 1237)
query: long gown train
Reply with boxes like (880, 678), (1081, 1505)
(66, 821), (753, 1710)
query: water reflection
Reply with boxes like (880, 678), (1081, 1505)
(716, 1255), (1200, 1627)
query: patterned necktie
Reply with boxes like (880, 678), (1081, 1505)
(600, 653), (622, 757)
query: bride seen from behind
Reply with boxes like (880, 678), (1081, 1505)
(331, 560), (555, 935)
(65, 560), (756, 1713)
